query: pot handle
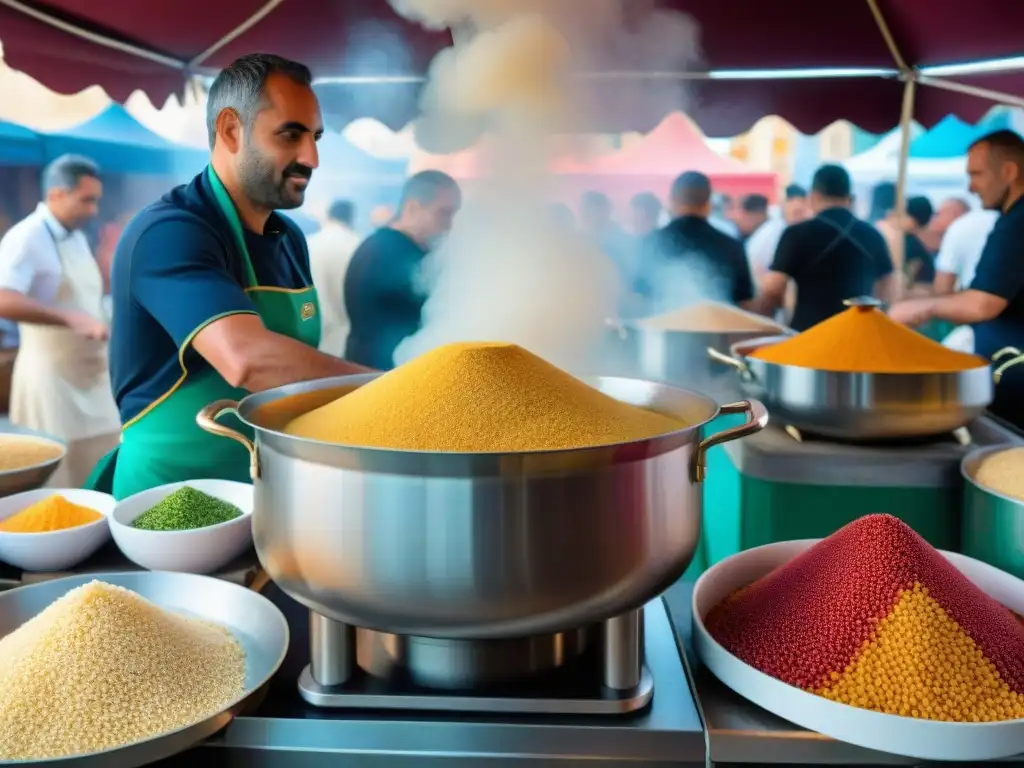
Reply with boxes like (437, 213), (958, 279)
(992, 346), (1024, 384)
(196, 399), (260, 481)
(690, 400), (768, 482)
(707, 346), (754, 381)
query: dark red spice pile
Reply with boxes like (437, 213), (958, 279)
(704, 514), (1024, 692)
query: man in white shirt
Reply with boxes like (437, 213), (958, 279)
(306, 199), (361, 356)
(932, 207), (999, 352)
(0, 155), (119, 487)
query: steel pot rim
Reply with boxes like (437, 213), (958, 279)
(709, 336), (993, 382)
(195, 373), (768, 482)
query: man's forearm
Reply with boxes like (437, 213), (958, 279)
(0, 289), (70, 326)
(237, 330), (373, 392)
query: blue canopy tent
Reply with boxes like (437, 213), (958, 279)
(40, 104), (207, 178)
(909, 112), (1014, 159)
(315, 131), (408, 182)
(0, 120), (43, 166)
(305, 131), (408, 233)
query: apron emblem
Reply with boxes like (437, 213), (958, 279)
(301, 302), (316, 321)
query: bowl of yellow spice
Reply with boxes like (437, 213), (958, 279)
(111, 480), (253, 574)
(0, 489), (114, 571)
(196, 341), (767, 639)
(708, 298), (992, 440)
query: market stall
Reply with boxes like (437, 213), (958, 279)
(0, 2), (1022, 766)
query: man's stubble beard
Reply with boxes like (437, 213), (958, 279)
(238, 142), (303, 212)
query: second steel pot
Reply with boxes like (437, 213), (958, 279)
(601, 318), (791, 404)
(708, 336), (993, 440)
(197, 374), (766, 639)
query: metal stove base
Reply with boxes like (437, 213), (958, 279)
(297, 663), (654, 714)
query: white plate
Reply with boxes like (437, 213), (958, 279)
(692, 539), (1024, 762)
(110, 480), (253, 574)
(0, 488), (114, 571)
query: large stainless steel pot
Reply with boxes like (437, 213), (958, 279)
(601, 315), (792, 403)
(961, 445), (1024, 581)
(196, 374), (766, 639)
(708, 336), (993, 440)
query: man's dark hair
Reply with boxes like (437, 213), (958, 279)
(906, 196), (934, 229)
(328, 199), (354, 226)
(785, 183), (807, 199)
(206, 53), (313, 149)
(812, 164), (852, 200)
(630, 191), (662, 217)
(581, 190), (611, 211)
(740, 193), (769, 214)
(43, 154), (100, 194)
(399, 170), (459, 210)
(970, 129), (1024, 168)
(671, 171), (712, 207)
(869, 181), (896, 222)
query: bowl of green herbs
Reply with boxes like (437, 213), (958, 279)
(110, 480), (253, 573)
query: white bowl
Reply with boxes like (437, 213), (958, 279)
(692, 539), (1024, 762)
(0, 488), (114, 571)
(110, 480), (253, 574)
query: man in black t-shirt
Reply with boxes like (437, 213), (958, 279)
(638, 171), (755, 313)
(344, 171), (461, 370)
(891, 129), (1024, 428)
(903, 196), (937, 288)
(753, 164), (897, 331)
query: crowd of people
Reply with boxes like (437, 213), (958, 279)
(0, 50), (1020, 497)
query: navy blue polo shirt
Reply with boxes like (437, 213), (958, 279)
(969, 196), (1024, 427)
(770, 207), (893, 331)
(109, 170), (311, 426)
(343, 227), (428, 371)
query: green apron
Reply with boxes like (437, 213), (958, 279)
(84, 167), (321, 498)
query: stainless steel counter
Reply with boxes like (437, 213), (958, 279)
(662, 581), (1024, 766)
(722, 417), (1021, 488)
(154, 585), (706, 766)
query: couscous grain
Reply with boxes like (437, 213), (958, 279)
(974, 447), (1024, 503)
(283, 341), (684, 452)
(0, 580), (245, 759)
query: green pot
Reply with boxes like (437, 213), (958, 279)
(961, 445), (1024, 580)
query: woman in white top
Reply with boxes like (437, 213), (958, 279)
(306, 199), (361, 357)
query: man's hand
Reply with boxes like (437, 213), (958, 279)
(888, 298), (934, 328)
(63, 310), (108, 340)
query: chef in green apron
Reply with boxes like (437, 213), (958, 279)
(85, 54), (368, 499)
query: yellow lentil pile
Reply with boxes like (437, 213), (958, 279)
(0, 494), (102, 533)
(0, 435), (63, 472)
(0, 580), (245, 759)
(284, 341), (684, 451)
(973, 447), (1024, 502)
(639, 301), (782, 333)
(814, 584), (1024, 722)
(705, 514), (1024, 723)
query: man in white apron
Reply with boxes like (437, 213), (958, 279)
(0, 155), (119, 487)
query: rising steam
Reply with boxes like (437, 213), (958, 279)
(391, 0), (702, 371)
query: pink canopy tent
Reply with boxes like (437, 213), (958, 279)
(409, 113), (775, 212)
(550, 112), (777, 208)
